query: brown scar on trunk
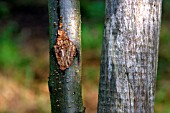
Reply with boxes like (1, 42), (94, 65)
(54, 21), (76, 70)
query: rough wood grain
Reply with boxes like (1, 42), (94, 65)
(48, 0), (84, 113)
(97, 0), (162, 113)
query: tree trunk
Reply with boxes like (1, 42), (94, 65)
(98, 0), (162, 113)
(48, 0), (84, 113)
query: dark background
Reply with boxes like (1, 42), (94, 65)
(0, 0), (169, 113)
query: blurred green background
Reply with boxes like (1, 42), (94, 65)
(0, 0), (169, 113)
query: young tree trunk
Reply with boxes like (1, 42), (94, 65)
(48, 0), (84, 113)
(98, 0), (162, 113)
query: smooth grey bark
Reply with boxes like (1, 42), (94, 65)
(98, 0), (162, 113)
(48, 0), (84, 113)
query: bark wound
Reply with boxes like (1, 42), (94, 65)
(98, 0), (162, 113)
(54, 21), (76, 70)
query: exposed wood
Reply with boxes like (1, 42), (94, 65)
(48, 0), (84, 113)
(98, 0), (162, 113)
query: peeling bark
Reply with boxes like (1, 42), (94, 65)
(98, 0), (162, 113)
(48, 0), (84, 113)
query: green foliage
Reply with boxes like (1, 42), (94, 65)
(81, 0), (104, 50)
(82, 24), (103, 50)
(157, 57), (169, 80)
(162, 0), (170, 20)
(0, 22), (20, 68)
(84, 66), (99, 83)
(0, 22), (34, 87)
(155, 81), (170, 113)
(156, 84), (167, 103)
(0, 1), (10, 18)
(81, 0), (104, 22)
(157, 24), (170, 80)
(86, 1), (104, 19)
(159, 24), (170, 60)
(155, 22), (170, 112)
